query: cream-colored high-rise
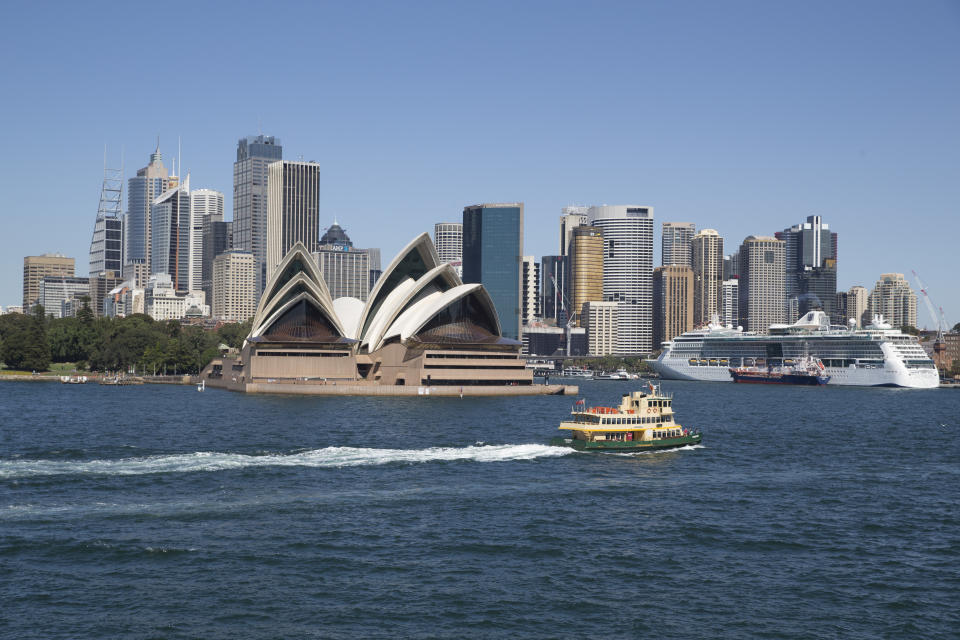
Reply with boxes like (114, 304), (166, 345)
(691, 229), (724, 327)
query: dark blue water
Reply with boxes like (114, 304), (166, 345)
(1, 380), (958, 639)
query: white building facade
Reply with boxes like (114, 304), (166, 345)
(190, 189), (224, 291)
(584, 301), (619, 356)
(213, 250), (256, 322)
(587, 205), (654, 354)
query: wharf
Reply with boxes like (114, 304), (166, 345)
(205, 376), (577, 397)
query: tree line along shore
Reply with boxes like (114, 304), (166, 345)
(0, 304), (250, 376)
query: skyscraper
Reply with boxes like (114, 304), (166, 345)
(777, 215), (838, 321)
(233, 135), (282, 296)
(691, 229), (724, 326)
(190, 189), (224, 291)
(540, 255), (569, 324)
(314, 222), (371, 301)
(462, 203), (524, 341)
(521, 256), (541, 325)
(569, 226), (604, 327)
(588, 205), (654, 354)
(652, 265), (694, 349)
(213, 250), (256, 322)
(661, 222), (695, 267)
(559, 206), (589, 256)
(721, 279), (739, 327)
(88, 159), (124, 276)
(737, 236), (786, 334)
(150, 175), (192, 291)
(23, 254), (74, 311)
(266, 160), (320, 277)
(202, 220), (232, 309)
(868, 274), (917, 329)
(434, 222), (463, 265)
(125, 145), (171, 276)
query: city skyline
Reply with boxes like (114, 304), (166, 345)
(0, 2), (957, 323)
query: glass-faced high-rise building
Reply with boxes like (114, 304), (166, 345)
(150, 176), (192, 292)
(661, 222), (695, 267)
(233, 135), (282, 296)
(125, 146), (171, 275)
(776, 215), (838, 322)
(462, 203), (524, 341)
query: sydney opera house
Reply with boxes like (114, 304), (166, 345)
(201, 233), (572, 395)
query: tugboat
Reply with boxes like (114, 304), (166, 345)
(550, 382), (702, 452)
(728, 354), (830, 386)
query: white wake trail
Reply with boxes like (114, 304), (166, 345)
(0, 444), (572, 478)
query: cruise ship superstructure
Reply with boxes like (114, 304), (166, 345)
(647, 311), (938, 388)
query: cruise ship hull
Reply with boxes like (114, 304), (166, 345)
(646, 313), (939, 389)
(648, 356), (938, 388)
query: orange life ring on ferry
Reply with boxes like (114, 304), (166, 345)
(647, 408), (651, 413)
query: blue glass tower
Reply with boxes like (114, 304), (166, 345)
(125, 145), (169, 274)
(462, 203), (524, 341)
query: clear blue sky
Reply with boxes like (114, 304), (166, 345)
(1, 1), (958, 326)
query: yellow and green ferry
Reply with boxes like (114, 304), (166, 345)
(550, 383), (702, 452)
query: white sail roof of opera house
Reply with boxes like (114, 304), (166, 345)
(361, 262), (462, 351)
(381, 283), (502, 345)
(245, 234), (516, 350)
(247, 242), (348, 345)
(355, 233), (440, 344)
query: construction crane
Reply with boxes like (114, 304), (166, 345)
(549, 274), (577, 356)
(911, 270), (948, 340)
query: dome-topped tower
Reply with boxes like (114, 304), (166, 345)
(320, 220), (352, 247)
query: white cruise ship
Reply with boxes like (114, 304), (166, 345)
(647, 311), (939, 388)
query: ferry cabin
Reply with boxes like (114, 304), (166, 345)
(561, 391), (686, 444)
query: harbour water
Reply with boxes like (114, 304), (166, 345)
(2, 380), (958, 638)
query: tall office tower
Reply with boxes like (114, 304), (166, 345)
(151, 176), (192, 291)
(661, 222), (695, 266)
(521, 256), (541, 325)
(234, 135), (282, 296)
(583, 301), (618, 356)
(38, 275), (90, 318)
(868, 274), (917, 329)
(569, 226), (604, 327)
(737, 236), (786, 334)
(366, 247), (382, 291)
(189, 189), (224, 291)
(202, 220), (232, 309)
(88, 160), (124, 275)
(691, 229), (724, 326)
(721, 279), (739, 327)
(434, 222), (462, 264)
(559, 206), (590, 256)
(652, 265), (694, 349)
(23, 254), (74, 310)
(462, 203), (524, 341)
(314, 222), (371, 301)
(122, 261), (149, 290)
(267, 160), (320, 278)
(89, 270), (124, 318)
(588, 205), (655, 354)
(212, 250), (256, 322)
(776, 215), (838, 321)
(846, 285), (869, 327)
(126, 145), (171, 276)
(724, 252), (739, 280)
(540, 255), (569, 324)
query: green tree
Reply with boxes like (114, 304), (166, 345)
(900, 325), (920, 336)
(953, 322), (960, 334)
(0, 309), (50, 371)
